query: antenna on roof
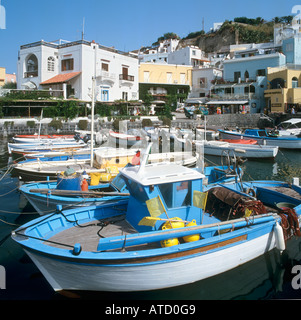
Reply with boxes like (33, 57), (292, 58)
(82, 17), (85, 40)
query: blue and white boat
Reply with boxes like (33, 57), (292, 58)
(19, 172), (129, 215)
(18, 163), (238, 216)
(218, 128), (301, 149)
(11, 151), (301, 292)
(8, 140), (88, 158)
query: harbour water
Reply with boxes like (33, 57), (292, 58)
(1, 137), (301, 300)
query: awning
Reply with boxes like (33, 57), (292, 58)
(40, 71), (81, 85)
(206, 100), (248, 105)
(21, 81), (37, 89)
(185, 98), (206, 104)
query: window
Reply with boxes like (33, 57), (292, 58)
(257, 69), (266, 76)
(25, 54), (38, 77)
(244, 85), (255, 94)
(234, 71), (241, 82)
(292, 77), (299, 88)
(144, 71), (150, 83)
(122, 92), (128, 101)
(180, 73), (186, 84)
(61, 58), (74, 71)
(192, 50), (196, 56)
(101, 63), (109, 72)
(199, 77), (207, 88)
(270, 78), (285, 89)
(47, 56), (55, 72)
(101, 89), (109, 101)
(158, 181), (191, 209)
(167, 72), (172, 84)
(244, 71), (249, 80)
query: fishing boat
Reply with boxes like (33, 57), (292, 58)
(7, 140), (88, 158)
(19, 171), (130, 215)
(18, 160), (236, 216)
(276, 118), (301, 136)
(12, 134), (77, 144)
(13, 144), (198, 181)
(11, 147), (301, 292)
(12, 147), (138, 181)
(218, 128), (301, 149)
(174, 136), (278, 159)
(24, 147), (99, 160)
(202, 140), (278, 159)
(108, 130), (149, 147)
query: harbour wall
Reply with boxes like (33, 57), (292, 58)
(0, 113), (287, 137)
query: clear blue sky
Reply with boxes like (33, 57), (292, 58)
(0, 0), (299, 74)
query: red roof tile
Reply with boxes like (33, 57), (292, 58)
(40, 71), (81, 85)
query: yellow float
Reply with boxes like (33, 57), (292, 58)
(160, 217), (184, 248)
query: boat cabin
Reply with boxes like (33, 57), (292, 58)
(119, 162), (205, 232)
(244, 129), (269, 137)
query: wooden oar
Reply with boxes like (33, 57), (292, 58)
(29, 188), (130, 198)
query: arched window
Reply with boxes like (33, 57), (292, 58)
(244, 70), (249, 80)
(25, 54), (38, 78)
(47, 56), (55, 72)
(292, 77), (298, 88)
(270, 78), (285, 89)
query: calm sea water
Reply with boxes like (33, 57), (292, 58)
(0, 137), (301, 300)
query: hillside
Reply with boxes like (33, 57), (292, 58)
(178, 21), (275, 53)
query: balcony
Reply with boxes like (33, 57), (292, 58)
(211, 93), (257, 101)
(119, 74), (134, 81)
(96, 71), (116, 85)
(119, 74), (135, 87)
(24, 71), (38, 78)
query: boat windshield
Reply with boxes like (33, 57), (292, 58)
(122, 177), (148, 203)
(111, 175), (126, 192)
(158, 181), (192, 209)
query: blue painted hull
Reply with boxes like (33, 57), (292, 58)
(12, 179), (301, 292)
(218, 129), (301, 149)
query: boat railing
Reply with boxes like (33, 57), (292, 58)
(96, 213), (277, 251)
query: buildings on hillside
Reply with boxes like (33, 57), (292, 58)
(209, 46), (286, 113)
(138, 38), (180, 64)
(17, 39), (139, 102)
(11, 18), (301, 115)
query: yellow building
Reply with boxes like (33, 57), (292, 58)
(0, 67), (5, 87)
(139, 63), (192, 109)
(139, 63), (192, 86)
(265, 66), (301, 113)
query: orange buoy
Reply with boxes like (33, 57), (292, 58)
(81, 178), (88, 191)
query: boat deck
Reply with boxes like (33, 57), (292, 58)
(46, 215), (160, 252)
(267, 187), (301, 200)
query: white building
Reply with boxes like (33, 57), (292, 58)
(189, 67), (222, 99)
(138, 38), (180, 64)
(167, 46), (210, 67)
(17, 39), (139, 102)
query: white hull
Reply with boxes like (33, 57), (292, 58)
(24, 232), (276, 292)
(13, 137), (76, 144)
(219, 131), (301, 149)
(202, 141), (278, 159)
